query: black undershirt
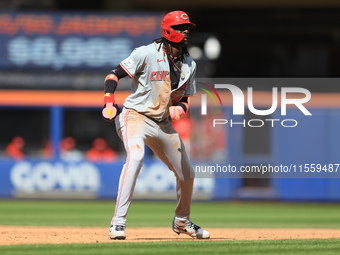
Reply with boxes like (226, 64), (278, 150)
(169, 55), (183, 91)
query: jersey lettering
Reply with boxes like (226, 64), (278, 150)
(156, 71), (163, 80)
(150, 71), (170, 81)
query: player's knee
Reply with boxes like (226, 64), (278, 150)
(176, 169), (195, 182)
(180, 165), (195, 181)
(128, 150), (145, 165)
(190, 169), (195, 179)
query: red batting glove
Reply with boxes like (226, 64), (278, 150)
(169, 106), (185, 121)
(102, 93), (120, 122)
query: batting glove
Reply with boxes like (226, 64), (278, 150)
(102, 93), (120, 122)
(169, 106), (185, 121)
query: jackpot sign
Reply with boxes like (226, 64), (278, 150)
(0, 11), (162, 70)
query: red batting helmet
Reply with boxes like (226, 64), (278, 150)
(161, 11), (196, 43)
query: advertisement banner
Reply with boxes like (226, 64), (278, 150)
(0, 160), (214, 200)
(0, 11), (162, 70)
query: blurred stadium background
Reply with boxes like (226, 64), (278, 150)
(1, 0), (340, 201)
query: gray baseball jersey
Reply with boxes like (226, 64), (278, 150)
(119, 41), (196, 121)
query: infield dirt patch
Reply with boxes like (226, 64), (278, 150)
(1, 226), (340, 245)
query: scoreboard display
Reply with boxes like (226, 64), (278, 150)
(0, 12), (162, 70)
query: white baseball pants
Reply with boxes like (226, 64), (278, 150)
(111, 108), (195, 227)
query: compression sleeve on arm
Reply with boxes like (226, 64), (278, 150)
(104, 65), (128, 94)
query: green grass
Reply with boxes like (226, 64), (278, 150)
(0, 200), (340, 228)
(1, 239), (340, 255)
(1, 200), (340, 254)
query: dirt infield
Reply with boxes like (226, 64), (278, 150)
(1, 226), (340, 245)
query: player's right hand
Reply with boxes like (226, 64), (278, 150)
(102, 103), (120, 122)
(102, 93), (120, 122)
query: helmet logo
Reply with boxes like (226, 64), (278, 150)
(180, 14), (188, 20)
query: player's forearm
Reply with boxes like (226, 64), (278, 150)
(102, 65), (127, 122)
(104, 65), (128, 94)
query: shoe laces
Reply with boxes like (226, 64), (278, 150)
(187, 222), (200, 231)
(114, 225), (125, 231)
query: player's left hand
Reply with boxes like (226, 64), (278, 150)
(169, 106), (185, 121)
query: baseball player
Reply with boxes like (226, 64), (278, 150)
(102, 10), (210, 240)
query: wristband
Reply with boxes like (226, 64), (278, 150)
(103, 93), (115, 104)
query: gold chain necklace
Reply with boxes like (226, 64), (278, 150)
(169, 54), (185, 80)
